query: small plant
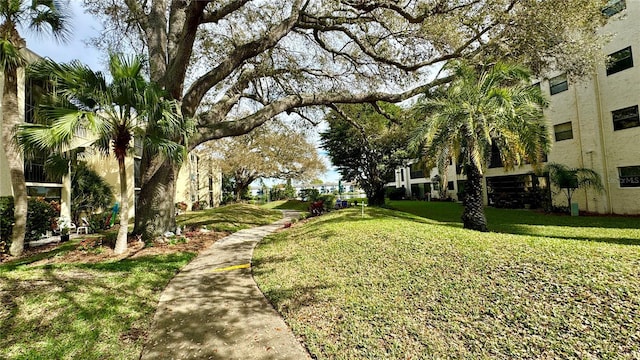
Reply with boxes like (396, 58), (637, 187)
(175, 201), (187, 212)
(167, 236), (188, 246)
(57, 216), (72, 235)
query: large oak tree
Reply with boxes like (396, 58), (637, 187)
(82, 0), (608, 239)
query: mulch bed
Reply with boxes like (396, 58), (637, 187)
(1, 230), (230, 266)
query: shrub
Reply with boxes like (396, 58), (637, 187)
(318, 194), (336, 212)
(175, 202), (187, 212)
(89, 212), (112, 231)
(386, 187), (407, 200)
(299, 188), (320, 201)
(0, 196), (14, 253)
(26, 198), (58, 242)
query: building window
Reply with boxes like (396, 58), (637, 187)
(134, 158), (141, 188)
(618, 166), (640, 187)
(400, 169), (404, 182)
(410, 163), (424, 179)
(612, 105), (640, 131)
(447, 181), (455, 191)
(603, 0), (626, 17)
(607, 46), (633, 76)
(554, 122), (574, 141)
(549, 74), (568, 95)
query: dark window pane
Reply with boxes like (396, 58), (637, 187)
(554, 122), (574, 141)
(489, 143), (503, 168)
(619, 166), (640, 187)
(612, 105), (640, 131)
(607, 46), (633, 76)
(549, 74), (568, 95)
(603, 0), (626, 16)
(410, 163), (424, 178)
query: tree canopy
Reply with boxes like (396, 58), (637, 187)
(81, 0), (610, 237)
(545, 162), (604, 212)
(198, 121), (326, 201)
(321, 102), (413, 206)
(18, 54), (186, 251)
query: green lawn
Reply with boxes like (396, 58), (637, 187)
(253, 203), (640, 359)
(0, 203), (282, 360)
(177, 203), (281, 232)
(262, 199), (311, 212)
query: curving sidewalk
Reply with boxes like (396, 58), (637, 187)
(141, 210), (310, 360)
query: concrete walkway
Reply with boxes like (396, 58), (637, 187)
(141, 210), (310, 360)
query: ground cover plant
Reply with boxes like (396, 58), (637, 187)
(253, 204), (640, 358)
(0, 204), (281, 359)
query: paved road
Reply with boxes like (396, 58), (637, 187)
(141, 210), (310, 360)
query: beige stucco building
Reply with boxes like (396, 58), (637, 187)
(1, 52), (221, 230)
(175, 151), (222, 211)
(391, 0), (640, 215)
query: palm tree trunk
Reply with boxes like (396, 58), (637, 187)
(461, 163), (488, 232)
(2, 67), (27, 256)
(114, 156), (129, 254)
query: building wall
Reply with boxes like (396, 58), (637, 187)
(390, 1), (640, 215)
(175, 152), (222, 210)
(83, 149), (136, 220)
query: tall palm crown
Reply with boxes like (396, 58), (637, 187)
(18, 54), (187, 254)
(413, 61), (550, 231)
(0, 0), (69, 257)
(0, 0), (70, 66)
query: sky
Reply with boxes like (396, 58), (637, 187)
(23, 1), (341, 184)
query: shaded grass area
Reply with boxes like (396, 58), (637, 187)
(254, 206), (640, 359)
(0, 202), (284, 359)
(0, 253), (195, 359)
(387, 200), (640, 246)
(177, 203), (281, 232)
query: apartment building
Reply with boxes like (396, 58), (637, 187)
(175, 151), (222, 210)
(390, 0), (640, 215)
(1, 51), (220, 226)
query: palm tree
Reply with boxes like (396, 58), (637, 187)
(412, 61), (550, 231)
(545, 162), (603, 213)
(17, 54), (186, 254)
(0, 0), (69, 256)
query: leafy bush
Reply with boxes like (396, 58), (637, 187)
(26, 198), (58, 242)
(386, 187), (407, 200)
(299, 188), (320, 201)
(0, 197), (14, 253)
(191, 200), (208, 211)
(318, 194), (336, 212)
(89, 212), (112, 232)
(175, 202), (187, 212)
(71, 162), (114, 223)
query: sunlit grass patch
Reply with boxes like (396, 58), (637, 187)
(1, 202), (282, 359)
(254, 206), (640, 358)
(177, 203), (281, 232)
(0, 253), (195, 359)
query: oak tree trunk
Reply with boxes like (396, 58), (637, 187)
(134, 158), (177, 241)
